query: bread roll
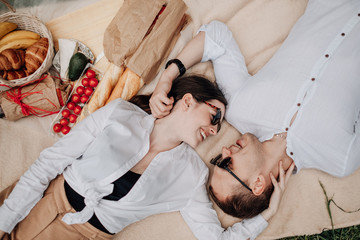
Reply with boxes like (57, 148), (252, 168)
(105, 67), (144, 104)
(0, 49), (25, 71)
(25, 38), (49, 74)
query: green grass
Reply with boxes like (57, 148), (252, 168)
(279, 224), (360, 240)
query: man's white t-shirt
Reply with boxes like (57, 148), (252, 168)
(199, 0), (360, 177)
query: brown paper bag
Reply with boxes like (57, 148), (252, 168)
(103, 0), (190, 84)
(78, 0), (190, 122)
(0, 75), (72, 121)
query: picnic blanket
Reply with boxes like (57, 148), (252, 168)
(0, 0), (359, 239)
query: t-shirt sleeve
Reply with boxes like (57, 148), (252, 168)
(197, 20), (250, 101)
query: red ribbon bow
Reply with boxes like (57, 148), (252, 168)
(1, 75), (60, 117)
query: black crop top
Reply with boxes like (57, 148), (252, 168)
(64, 170), (141, 234)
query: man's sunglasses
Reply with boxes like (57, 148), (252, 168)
(204, 101), (222, 132)
(210, 153), (252, 192)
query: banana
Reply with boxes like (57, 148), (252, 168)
(0, 22), (18, 39)
(0, 30), (40, 46)
(0, 38), (38, 52)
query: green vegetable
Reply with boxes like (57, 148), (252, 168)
(68, 52), (88, 81)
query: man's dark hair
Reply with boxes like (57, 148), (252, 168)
(209, 184), (274, 219)
(129, 75), (227, 114)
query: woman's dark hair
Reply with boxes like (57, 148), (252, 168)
(129, 75), (227, 114)
(209, 183), (274, 219)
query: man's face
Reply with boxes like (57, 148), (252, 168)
(209, 133), (265, 200)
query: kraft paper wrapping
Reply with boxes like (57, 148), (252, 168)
(0, 75), (71, 121)
(78, 0), (190, 122)
(103, 0), (190, 84)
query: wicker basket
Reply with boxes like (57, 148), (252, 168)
(0, 11), (54, 90)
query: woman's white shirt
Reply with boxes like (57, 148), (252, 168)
(199, 0), (360, 178)
(0, 98), (267, 240)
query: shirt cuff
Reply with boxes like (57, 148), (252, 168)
(0, 205), (22, 233)
(234, 214), (268, 240)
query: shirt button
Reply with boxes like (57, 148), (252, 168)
(341, 33), (345, 36)
(325, 54), (329, 58)
(285, 127), (289, 131)
(290, 152), (294, 156)
(297, 103), (301, 107)
(311, 78), (315, 81)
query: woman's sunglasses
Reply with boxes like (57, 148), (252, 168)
(210, 153), (252, 191)
(204, 101), (222, 132)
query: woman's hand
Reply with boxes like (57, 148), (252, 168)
(150, 32), (205, 118)
(261, 161), (295, 221)
(150, 63), (179, 118)
(149, 79), (174, 118)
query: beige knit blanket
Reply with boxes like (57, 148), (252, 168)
(1, 0), (359, 239)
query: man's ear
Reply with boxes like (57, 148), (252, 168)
(181, 93), (194, 111)
(252, 175), (266, 196)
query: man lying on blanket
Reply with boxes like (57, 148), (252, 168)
(151, 0), (360, 223)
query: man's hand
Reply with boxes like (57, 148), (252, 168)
(261, 161), (295, 221)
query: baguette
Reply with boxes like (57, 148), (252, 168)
(76, 63), (124, 123)
(105, 67), (144, 104)
(87, 63), (124, 113)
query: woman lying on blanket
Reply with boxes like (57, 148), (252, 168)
(150, 0), (360, 225)
(0, 75), (292, 240)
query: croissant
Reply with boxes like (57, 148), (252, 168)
(2, 68), (28, 80)
(0, 49), (25, 71)
(25, 38), (49, 74)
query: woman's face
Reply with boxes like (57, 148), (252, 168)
(182, 98), (226, 148)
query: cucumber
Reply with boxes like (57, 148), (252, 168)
(68, 52), (88, 81)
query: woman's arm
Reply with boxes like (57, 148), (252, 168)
(0, 101), (116, 233)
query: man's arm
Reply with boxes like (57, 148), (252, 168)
(150, 20), (249, 118)
(150, 31), (205, 118)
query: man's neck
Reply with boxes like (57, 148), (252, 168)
(263, 134), (294, 176)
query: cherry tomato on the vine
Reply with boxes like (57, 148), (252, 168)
(61, 125), (71, 135)
(86, 69), (96, 79)
(53, 123), (62, 133)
